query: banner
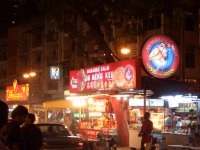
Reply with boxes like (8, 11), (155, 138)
(69, 59), (140, 93)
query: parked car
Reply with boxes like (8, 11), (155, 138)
(35, 123), (87, 150)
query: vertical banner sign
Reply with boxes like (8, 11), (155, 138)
(6, 79), (29, 101)
(50, 66), (60, 80)
(69, 59), (139, 93)
(142, 35), (179, 79)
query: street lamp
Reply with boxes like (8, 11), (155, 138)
(22, 71), (37, 109)
(120, 47), (131, 55)
(23, 72), (36, 78)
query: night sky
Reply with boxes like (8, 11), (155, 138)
(0, 1), (10, 35)
(0, 0), (38, 35)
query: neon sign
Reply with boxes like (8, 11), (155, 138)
(50, 66), (60, 80)
(6, 79), (29, 101)
(142, 35), (179, 78)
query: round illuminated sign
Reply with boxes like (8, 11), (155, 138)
(142, 35), (179, 79)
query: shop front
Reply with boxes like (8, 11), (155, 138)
(67, 59), (142, 147)
(42, 99), (73, 125)
(161, 95), (200, 149)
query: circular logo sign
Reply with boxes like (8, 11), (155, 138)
(142, 35), (179, 79)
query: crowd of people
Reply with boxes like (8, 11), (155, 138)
(0, 100), (43, 150)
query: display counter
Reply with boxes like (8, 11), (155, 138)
(129, 129), (141, 149)
(162, 132), (190, 149)
(79, 128), (100, 139)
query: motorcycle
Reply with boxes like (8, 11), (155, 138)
(96, 133), (118, 150)
(150, 136), (160, 150)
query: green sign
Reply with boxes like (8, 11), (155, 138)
(73, 113), (86, 118)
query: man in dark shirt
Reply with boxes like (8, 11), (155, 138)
(21, 113), (43, 150)
(138, 112), (153, 150)
(6, 105), (28, 150)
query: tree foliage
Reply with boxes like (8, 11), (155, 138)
(19, 0), (193, 64)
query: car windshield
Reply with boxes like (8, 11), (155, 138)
(37, 124), (71, 136)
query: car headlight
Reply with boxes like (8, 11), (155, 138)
(77, 142), (84, 147)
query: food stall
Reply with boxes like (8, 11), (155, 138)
(67, 59), (142, 147)
(161, 95), (200, 149)
(128, 98), (166, 149)
(42, 99), (73, 124)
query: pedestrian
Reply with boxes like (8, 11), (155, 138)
(0, 100), (9, 150)
(21, 113), (43, 150)
(138, 112), (153, 150)
(165, 115), (172, 131)
(5, 105), (28, 150)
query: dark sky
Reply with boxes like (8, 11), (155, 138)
(0, 1), (10, 35)
(0, 0), (38, 35)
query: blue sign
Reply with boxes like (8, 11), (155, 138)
(50, 66), (60, 80)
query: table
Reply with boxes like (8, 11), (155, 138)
(168, 144), (190, 150)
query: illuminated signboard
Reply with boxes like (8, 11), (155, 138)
(69, 59), (139, 92)
(142, 35), (179, 79)
(88, 99), (106, 112)
(50, 66), (60, 80)
(129, 98), (164, 107)
(6, 79), (29, 101)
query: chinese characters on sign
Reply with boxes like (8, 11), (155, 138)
(69, 59), (138, 92)
(6, 79), (29, 101)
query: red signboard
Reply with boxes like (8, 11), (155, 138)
(6, 80), (29, 101)
(69, 59), (140, 93)
(142, 35), (179, 79)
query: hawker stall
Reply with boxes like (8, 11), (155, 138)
(128, 98), (166, 149)
(66, 59), (142, 147)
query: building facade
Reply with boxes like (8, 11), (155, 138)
(0, 2), (200, 105)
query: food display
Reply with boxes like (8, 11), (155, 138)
(151, 112), (164, 131)
(113, 67), (125, 87)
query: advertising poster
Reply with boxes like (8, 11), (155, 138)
(142, 35), (179, 79)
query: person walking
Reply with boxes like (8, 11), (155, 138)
(21, 113), (43, 150)
(5, 105), (28, 150)
(0, 100), (9, 150)
(138, 112), (153, 150)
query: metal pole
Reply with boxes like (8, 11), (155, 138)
(144, 78), (146, 114)
(144, 88), (146, 113)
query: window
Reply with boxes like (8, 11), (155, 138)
(19, 34), (28, 53)
(185, 51), (195, 68)
(0, 48), (7, 61)
(0, 65), (6, 78)
(18, 54), (29, 73)
(143, 15), (161, 31)
(47, 79), (58, 90)
(185, 15), (194, 31)
(32, 50), (42, 70)
(32, 32), (42, 48)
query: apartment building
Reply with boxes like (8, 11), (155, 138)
(0, 2), (200, 107)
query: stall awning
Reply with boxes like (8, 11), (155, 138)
(43, 99), (72, 109)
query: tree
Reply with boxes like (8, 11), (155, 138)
(18, 0), (191, 65)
